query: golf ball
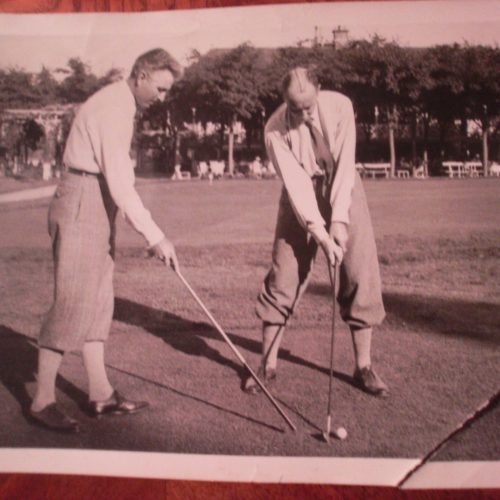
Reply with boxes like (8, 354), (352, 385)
(336, 427), (347, 440)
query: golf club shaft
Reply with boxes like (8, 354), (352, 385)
(326, 264), (337, 421)
(174, 269), (297, 432)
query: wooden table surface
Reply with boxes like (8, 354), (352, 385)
(0, 0), (495, 498)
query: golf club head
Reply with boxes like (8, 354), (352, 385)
(320, 428), (348, 443)
(322, 415), (332, 443)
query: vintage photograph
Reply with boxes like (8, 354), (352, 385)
(0, 0), (499, 488)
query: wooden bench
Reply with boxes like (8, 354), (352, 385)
(396, 170), (410, 179)
(361, 163), (391, 179)
(464, 161), (483, 177)
(441, 161), (464, 178)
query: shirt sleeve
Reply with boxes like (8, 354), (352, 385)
(90, 109), (165, 247)
(266, 129), (330, 244)
(329, 98), (356, 225)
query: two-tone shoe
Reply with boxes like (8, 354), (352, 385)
(87, 390), (149, 417)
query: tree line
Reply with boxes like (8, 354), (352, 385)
(1, 39), (499, 176)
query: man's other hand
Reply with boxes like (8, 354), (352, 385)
(319, 236), (343, 267)
(329, 222), (349, 253)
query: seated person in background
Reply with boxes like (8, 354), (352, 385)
(398, 157), (412, 175)
(489, 161), (500, 176)
(413, 156), (427, 179)
(263, 158), (277, 178)
(250, 156), (263, 178)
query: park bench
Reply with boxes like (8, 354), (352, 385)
(441, 161), (464, 178)
(361, 162), (391, 179)
(442, 161), (485, 178)
(355, 163), (365, 175)
(396, 169), (411, 178)
(464, 161), (484, 177)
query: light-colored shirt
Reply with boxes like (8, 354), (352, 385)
(265, 90), (356, 244)
(63, 80), (164, 247)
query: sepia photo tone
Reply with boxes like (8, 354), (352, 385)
(0, 0), (498, 489)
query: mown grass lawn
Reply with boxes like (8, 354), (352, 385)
(0, 177), (499, 458)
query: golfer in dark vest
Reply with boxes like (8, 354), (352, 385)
(29, 48), (183, 432)
(244, 66), (389, 397)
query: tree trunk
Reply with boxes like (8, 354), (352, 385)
(216, 122), (223, 160)
(460, 115), (468, 159)
(388, 106), (397, 177)
(482, 126), (489, 176)
(438, 120), (448, 159)
(411, 113), (417, 166)
(389, 125), (396, 177)
(227, 131), (234, 177)
(174, 132), (181, 173)
(227, 116), (236, 177)
(423, 115), (430, 176)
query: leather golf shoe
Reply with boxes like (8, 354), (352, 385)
(87, 390), (149, 418)
(242, 367), (277, 394)
(353, 366), (389, 397)
(29, 403), (80, 433)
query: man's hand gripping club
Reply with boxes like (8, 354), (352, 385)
(148, 237), (179, 271)
(320, 221), (348, 267)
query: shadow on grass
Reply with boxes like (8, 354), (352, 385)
(308, 283), (500, 344)
(113, 300), (288, 433)
(114, 298), (245, 377)
(0, 325), (284, 438)
(109, 364), (283, 434)
(0, 325), (87, 413)
(114, 297), (356, 390)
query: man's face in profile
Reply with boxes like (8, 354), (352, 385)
(134, 69), (175, 110)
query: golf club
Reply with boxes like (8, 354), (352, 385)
(174, 267), (297, 432)
(322, 262), (347, 443)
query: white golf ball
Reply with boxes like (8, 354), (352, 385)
(336, 427), (347, 440)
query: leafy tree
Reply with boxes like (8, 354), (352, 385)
(33, 66), (59, 107)
(424, 44), (467, 158)
(57, 58), (100, 103)
(98, 67), (125, 87)
(0, 68), (38, 110)
(169, 44), (266, 174)
(342, 37), (434, 174)
(461, 45), (500, 172)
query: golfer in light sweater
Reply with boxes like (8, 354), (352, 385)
(30, 49), (183, 432)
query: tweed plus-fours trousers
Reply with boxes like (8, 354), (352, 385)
(256, 171), (385, 330)
(39, 172), (117, 352)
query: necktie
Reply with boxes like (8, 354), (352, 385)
(305, 119), (336, 199)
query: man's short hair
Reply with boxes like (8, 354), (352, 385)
(130, 48), (183, 80)
(281, 66), (320, 95)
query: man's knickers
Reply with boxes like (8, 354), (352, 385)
(255, 171), (385, 330)
(38, 171), (118, 352)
